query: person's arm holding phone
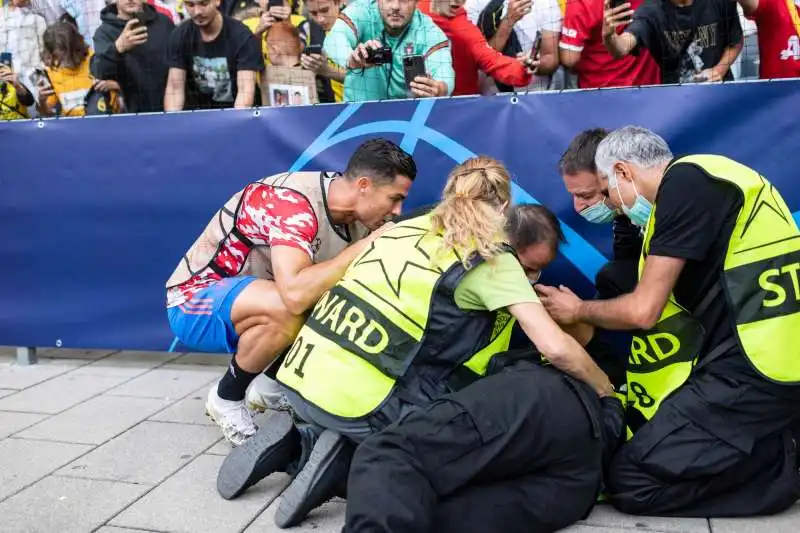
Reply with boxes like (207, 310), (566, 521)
(413, 27), (454, 98)
(601, 0), (638, 58)
(301, 45), (346, 82)
(489, 0), (531, 52)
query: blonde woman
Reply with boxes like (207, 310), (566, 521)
(217, 156), (617, 530)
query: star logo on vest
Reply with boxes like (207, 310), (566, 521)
(740, 179), (793, 240)
(350, 225), (443, 298)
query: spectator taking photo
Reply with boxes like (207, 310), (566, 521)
(324, 0), (455, 102)
(38, 19), (122, 117)
(301, 0), (346, 103)
(92, 0), (175, 113)
(165, 0), (264, 110)
(602, 0), (744, 84)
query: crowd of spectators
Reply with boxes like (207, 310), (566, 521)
(0, 0), (796, 120)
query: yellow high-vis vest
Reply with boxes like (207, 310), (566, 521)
(625, 154), (800, 435)
(276, 214), (515, 419)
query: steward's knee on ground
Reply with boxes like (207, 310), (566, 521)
(606, 447), (663, 515)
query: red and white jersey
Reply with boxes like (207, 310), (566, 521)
(749, 0), (800, 79)
(166, 172), (369, 308)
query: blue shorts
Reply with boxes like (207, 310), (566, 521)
(167, 276), (257, 353)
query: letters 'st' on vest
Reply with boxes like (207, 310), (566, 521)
(165, 172), (369, 306)
(624, 154), (800, 436)
(276, 214), (517, 420)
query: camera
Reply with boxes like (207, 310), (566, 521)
(366, 46), (393, 65)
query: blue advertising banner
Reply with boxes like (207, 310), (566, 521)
(2, 80), (799, 352)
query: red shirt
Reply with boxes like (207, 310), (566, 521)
(418, 0), (531, 96)
(749, 0), (800, 79)
(559, 0), (660, 88)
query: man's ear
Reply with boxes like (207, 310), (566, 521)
(615, 162), (635, 183)
(355, 176), (372, 192)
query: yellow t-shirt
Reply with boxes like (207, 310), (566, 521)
(46, 53), (94, 116)
(0, 82), (29, 120)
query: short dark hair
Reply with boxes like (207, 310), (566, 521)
(506, 204), (566, 252)
(345, 138), (417, 185)
(558, 128), (609, 176)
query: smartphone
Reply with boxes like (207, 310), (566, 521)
(133, 11), (147, 25)
(403, 55), (427, 97)
(267, 0), (283, 8)
(29, 68), (53, 92)
(529, 31), (542, 61)
(609, 0), (627, 9)
(305, 44), (323, 55)
(0, 52), (12, 69)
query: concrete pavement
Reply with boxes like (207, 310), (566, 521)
(0, 347), (797, 533)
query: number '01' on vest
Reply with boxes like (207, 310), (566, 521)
(276, 215), (517, 419)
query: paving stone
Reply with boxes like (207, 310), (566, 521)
(110, 454), (289, 533)
(38, 348), (117, 360)
(0, 358), (89, 390)
(17, 395), (173, 445)
(170, 352), (228, 366)
(0, 411), (49, 439)
(246, 498), (346, 532)
(56, 421), (220, 485)
(0, 372), (129, 414)
(0, 438), (92, 501)
(563, 527), (669, 532)
(0, 475), (148, 533)
(711, 503), (800, 533)
(580, 505), (709, 532)
(70, 351), (178, 378)
(205, 438), (231, 456)
(148, 385), (214, 426)
(0, 388), (17, 399)
(106, 364), (219, 400)
(95, 526), (165, 533)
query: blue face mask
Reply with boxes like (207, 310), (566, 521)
(609, 173), (652, 227)
(579, 200), (616, 224)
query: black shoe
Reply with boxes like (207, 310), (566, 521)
(216, 411), (301, 500)
(274, 429), (353, 528)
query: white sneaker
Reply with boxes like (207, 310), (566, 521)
(205, 385), (258, 447)
(246, 373), (294, 414)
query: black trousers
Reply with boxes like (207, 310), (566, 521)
(608, 357), (800, 517)
(343, 364), (613, 533)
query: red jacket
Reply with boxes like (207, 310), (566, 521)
(418, 0), (532, 96)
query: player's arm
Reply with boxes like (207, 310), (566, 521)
(262, 187), (384, 315)
(272, 242), (371, 316)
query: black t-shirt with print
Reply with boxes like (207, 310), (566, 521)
(627, 0), (743, 84)
(167, 16), (263, 110)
